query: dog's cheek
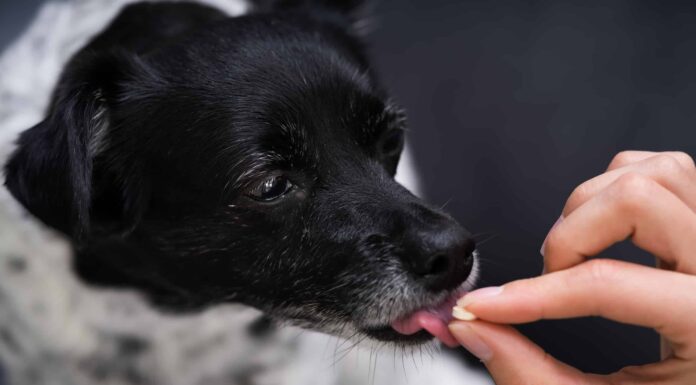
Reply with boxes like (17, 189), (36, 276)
(168, 206), (314, 298)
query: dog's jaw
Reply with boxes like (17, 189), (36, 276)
(278, 253), (479, 346)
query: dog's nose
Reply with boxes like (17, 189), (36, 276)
(406, 227), (476, 292)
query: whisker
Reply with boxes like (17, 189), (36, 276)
(333, 334), (368, 366)
(473, 233), (498, 247)
(400, 346), (408, 381)
(440, 196), (454, 210)
(471, 232), (493, 240)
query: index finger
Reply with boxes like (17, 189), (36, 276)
(459, 260), (696, 349)
(544, 173), (696, 274)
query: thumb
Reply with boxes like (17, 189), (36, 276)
(448, 321), (598, 385)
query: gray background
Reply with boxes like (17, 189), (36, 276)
(370, 0), (696, 374)
(3, 0), (696, 377)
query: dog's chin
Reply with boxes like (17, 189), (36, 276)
(359, 254), (479, 347)
(361, 326), (434, 345)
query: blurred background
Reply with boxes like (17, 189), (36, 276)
(369, 0), (696, 374)
(3, 0), (696, 379)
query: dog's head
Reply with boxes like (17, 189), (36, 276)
(4, 1), (476, 345)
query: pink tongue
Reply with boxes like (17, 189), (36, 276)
(392, 310), (459, 348)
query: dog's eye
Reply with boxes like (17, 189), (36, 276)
(248, 175), (294, 202)
(380, 129), (405, 157)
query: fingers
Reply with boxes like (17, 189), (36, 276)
(608, 359), (696, 385)
(609, 151), (696, 171)
(458, 260), (696, 353)
(544, 173), (696, 274)
(448, 321), (595, 385)
(449, 320), (694, 385)
(606, 150), (695, 172)
(562, 152), (696, 217)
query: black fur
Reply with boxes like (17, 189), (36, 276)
(4, 1), (475, 344)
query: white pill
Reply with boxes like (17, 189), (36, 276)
(452, 306), (477, 321)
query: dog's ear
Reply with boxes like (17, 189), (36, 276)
(4, 52), (150, 243)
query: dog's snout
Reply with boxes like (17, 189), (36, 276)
(405, 225), (476, 292)
(347, 180), (477, 293)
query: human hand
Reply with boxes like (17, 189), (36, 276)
(449, 151), (696, 384)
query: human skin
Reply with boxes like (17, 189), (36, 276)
(449, 150), (696, 385)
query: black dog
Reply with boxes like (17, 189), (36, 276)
(4, 0), (476, 345)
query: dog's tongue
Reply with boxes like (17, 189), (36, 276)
(391, 301), (460, 348)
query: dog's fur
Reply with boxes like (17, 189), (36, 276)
(0, 1), (492, 384)
(4, 0), (477, 344)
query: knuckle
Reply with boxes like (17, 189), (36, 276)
(613, 172), (650, 192)
(610, 365), (644, 385)
(611, 173), (654, 212)
(651, 153), (685, 176)
(566, 182), (591, 212)
(610, 151), (638, 168)
(539, 350), (556, 368)
(668, 151), (696, 170)
(606, 374), (631, 385)
(542, 229), (566, 265)
(581, 259), (622, 284)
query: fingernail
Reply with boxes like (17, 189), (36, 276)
(448, 323), (493, 362)
(540, 215), (564, 257)
(456, 286), (503, 308)
(452, 306), (477, 321)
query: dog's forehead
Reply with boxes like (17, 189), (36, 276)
(254, 85), (402, 165)
(141, 16), (403, 186)
(151, 14), (390, 140)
